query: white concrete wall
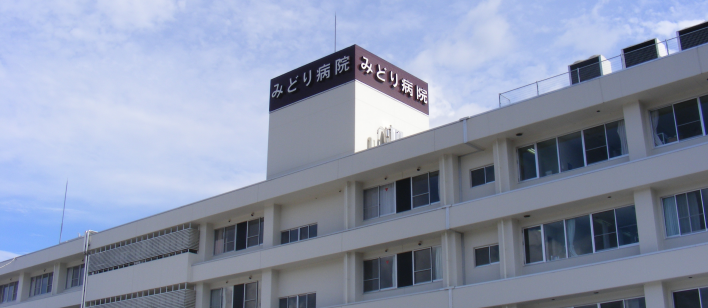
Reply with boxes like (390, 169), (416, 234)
(459, 149), (496, 202)
(279, 191), (344, 239)
(463, 224), (500, 284)
(277, 258), (344, 308)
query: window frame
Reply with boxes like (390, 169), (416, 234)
(672, 286), (708, 308)
(570, 296), (647, 308)
(65, 264), (85, 289)
(213, 217), (264, 256)
(363, 255), (397, 293)
(470, 165), (495, 188)
(474, 244), (500, 267)
(650, 95), (708, 147)
(522, 205), (639, 264)
(362, 246), (442, 293)
(232, 281), (258, 308)
(363, 171), (441, 221)
(517, 119), (628, 182)
(662, 188), (708, 238)
(0, 281), (18, 303)
(28, 273), (53, 297)
(278, 293), (316, 308)
(280, 223), (318, 245)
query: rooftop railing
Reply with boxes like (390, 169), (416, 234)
(498, 26), (708, 107)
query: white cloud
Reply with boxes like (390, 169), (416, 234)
(646, 19), (704, 39)
(0, 250), (19, 262)
(96, 0), (181, 30)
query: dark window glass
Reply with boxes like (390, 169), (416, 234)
(701, 288), (708, 308)
(485, 165), (495, 183)
(584, 125), (609, 165)
(625, 297), (646, 308)
(605, 120), (627, 158)
(566, 215), (593, 257)
(537, 138), (559, 177)
(702, 95), (708, 135)
(259, 218), (264, 245)
(309, 224), (318, 238)
(544, 221), (567, 261)
(616, 205), (639, 245)
(429, 171), (440, 203)
(413, 249), (432, 284)
(673, 289), (701, 308)
(224, 226), (236, 252)
(674, 99), (703, 140)
(287, 296), (297, 308)
(380, 256), (395, 289)
(299, 226), (309, 240)
(234, 284), (245, 308)
(593, 210), (618, 251)
(247, 219), (260, 247)
(363, 259), (379, 292)
(412, 174), (430, 208)
(518, 145), (537, 180)
(600, 300), (624, 308)
(396, 178), (412, 213)
(471, 168), (486, 187)
(236, 222), (248, 250)
(677, 191), (706, 234)
(306, 294), (316, 308)
(576, 305), (597, 308)
(475, 247), (490, 266)
(651, 106), (678, 145)
(558, 132), (585, 172)
(524, 226), (543, 263)
(489, 245), (499, 263)
(279, 298), (287, 308)
(244, 283), (257, 308)
(290, 229), (299, 242)
(281, 231), (290, 244)
(396, 251), (413, 287)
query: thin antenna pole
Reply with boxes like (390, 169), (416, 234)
(59, 180), (68, 243)
(334, 13), (337, 52)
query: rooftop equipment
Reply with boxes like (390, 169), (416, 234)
(568, 55), (612, 85)
(622, 38), (667, 68)
(678, 21), (708, 50)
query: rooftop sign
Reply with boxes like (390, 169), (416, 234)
(269, 45), (429, 114)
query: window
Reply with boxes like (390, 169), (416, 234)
(474, 244), (499, 266)
(673, 287), (708, 308)
(364, 172), (440, 220)
(518, 120), (628, 181)
(364, 246), (442, 292)
(279, 293), (315, 308)
(0, 282), (18, 303)
(65, 264), (85, 289)
(663, 189), (708, 237)
(210, 289), (222, 308)
(29, 273), (53, 297)
(523, 206), (638, 264)
(213, 218), (264, 255)
(651, 96), (708, 146)
(234, 282), (258, 308)
(280, 224), (318, 244)
(471, 165), (495, 187)
(570, 297), (646, 308)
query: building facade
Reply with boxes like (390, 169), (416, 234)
(2, 24), (708, 308)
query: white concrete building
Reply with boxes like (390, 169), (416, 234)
(3, 23), (708, 308)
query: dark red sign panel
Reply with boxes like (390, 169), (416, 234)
(269, 45), (429, 114)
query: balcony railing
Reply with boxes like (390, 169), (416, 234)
(498, 26), (708, 107)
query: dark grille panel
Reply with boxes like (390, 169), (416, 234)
(87, 287), (196, 308)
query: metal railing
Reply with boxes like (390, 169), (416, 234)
(499, 26), (708, 107)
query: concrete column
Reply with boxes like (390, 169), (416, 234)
(195, 282), (211, 308)
(264, 204), (282, 247)
(492, 138), (514, 193)
(498, 218), (521, 278)
(261, 269), (279, 308)
(623, 100), (651, 160)
(644, 281), (669, 308)
(17, 272), (30, 301)
(52, 262), (67, 294)
(343, 252), (362, 304)
(439, 154), (460, 206)
(442, 231), (464, 287)
(635, 188), (664, 254)
(344, 182), (363, 229)
(198, 223), (214, 262)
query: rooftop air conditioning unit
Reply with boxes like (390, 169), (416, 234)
(367, 126), (402, 149)
(678, 21), (708, 51)
(622, 38), (667, 68)
(568, 55), (612, 85)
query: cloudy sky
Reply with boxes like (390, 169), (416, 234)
(1, 0), (706, 260)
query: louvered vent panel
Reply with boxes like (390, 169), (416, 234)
(89, 289), (196, 308)
(679, 22), (708, 50)
(89, 228), (199, 273)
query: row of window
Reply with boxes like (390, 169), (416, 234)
(279, 293), (316, 308)
(518, 120), (628, 181)
(674, 286), (708, 308)
(363, 246), (442, 293)
(524, 205), (639, 264)
(209, 282), (258, 308)
(214, 218), (264, 255)
(364, 172), (440, 220)
(0, 282), (17, 303)
(281, 224), (317, 244)
(569, 297), (645, 308)
(29, 273), (53, 297)
(663, 188), (708, 237)
(66, 264), (84, 289)
(652, 96), (708, 146)
(471, 165), (495, 187)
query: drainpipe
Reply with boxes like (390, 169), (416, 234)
(80, 230), (95, 308)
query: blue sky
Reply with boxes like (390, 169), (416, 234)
(1, 0), (706, 260)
